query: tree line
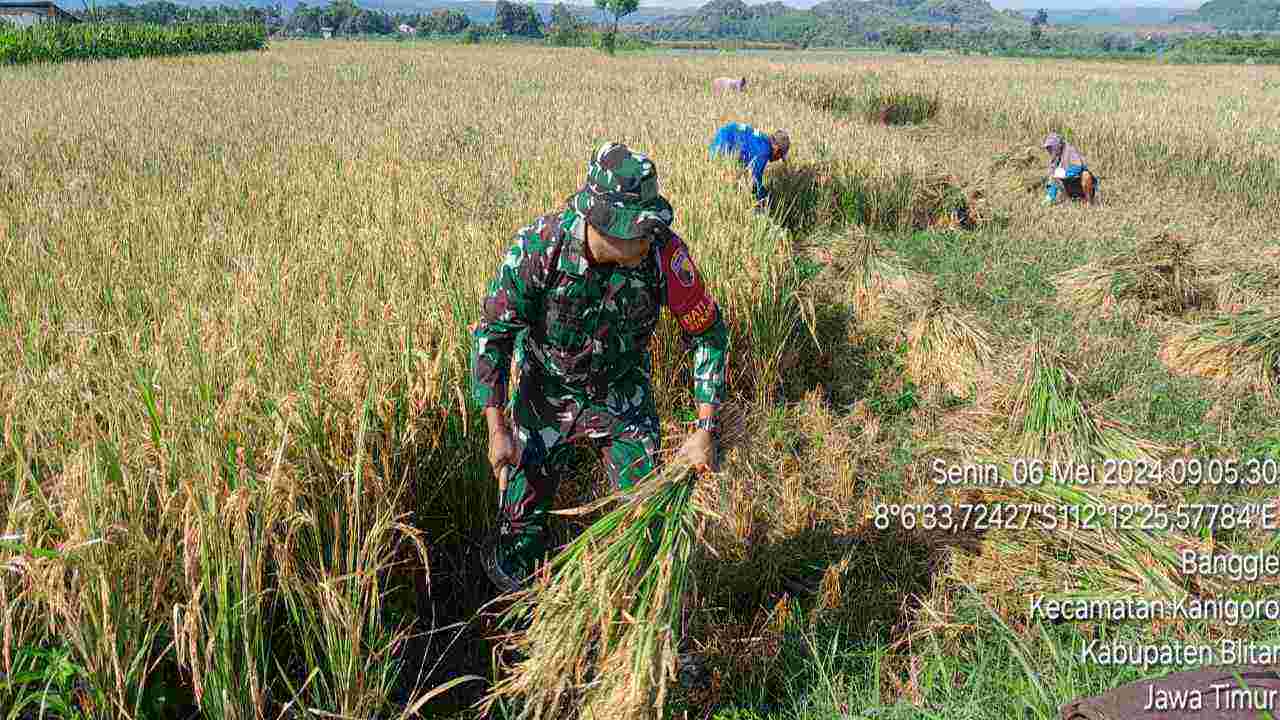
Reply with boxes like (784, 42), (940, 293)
(76, 0), (640, 45)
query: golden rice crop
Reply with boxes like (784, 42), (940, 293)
(2, 39), (1279, 717)
(481, 416), (749, 720)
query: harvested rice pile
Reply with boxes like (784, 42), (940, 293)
(1053, 231), (1212, 317)
(922, 335), (1200, 621)
(1212, 246), (1280, 313)
(1159, 308), (1280, 399)
(919, 173), (991, 231)
(988, 145), (1047, 195)
(904, 299), (994, 400)
(835, 229), (934, 331)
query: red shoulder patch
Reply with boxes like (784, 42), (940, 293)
(659, 232), (718, 335)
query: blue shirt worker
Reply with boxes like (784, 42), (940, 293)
(708, 122), (790, 208)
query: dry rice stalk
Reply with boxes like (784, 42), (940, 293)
(989, 146), (1040, 170)
(1159, 308), (1280, 399)
(1210, 246), (1280, 313)
(1053, 232), (1210, 317)
(986, 147), (1048, 195)
(479, 418), (749, 720)
(924, 335), (1198, 620)
(841, 231), (934, 330)
(917, 173), (989, 231)
(904, 301), (994, 399)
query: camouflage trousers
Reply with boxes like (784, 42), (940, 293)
(494, 377), (661, 587)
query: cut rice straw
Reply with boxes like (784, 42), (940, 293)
(1052, 232), (1209, 317)
(843, 230), (933, 330)
(1002, 334), (1168, 464)
(1160, 308), (1280, 399)
(478, 418), (748, 720)
(925, 332), (1198, 614)
(904, 300), (994, 399)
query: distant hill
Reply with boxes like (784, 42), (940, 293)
(384, 0), (687, 24)
(1178, 0), (1280, 28)
(1019, 6), (1189, 24)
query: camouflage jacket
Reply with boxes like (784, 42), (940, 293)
(472, 207), (728, 416)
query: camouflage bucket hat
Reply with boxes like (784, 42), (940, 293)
(571, 142), (674, 240)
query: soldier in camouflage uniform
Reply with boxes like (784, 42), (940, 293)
(472, 142), (729, 593)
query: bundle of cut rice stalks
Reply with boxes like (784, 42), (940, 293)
(929, 335), (1197, 611)
(904, 299), (994, 400)
(989, 146), (1040, 170)
(999, 339), (1169, 463)
(1211, 246), (1280, 313)
(918, 173), (990, 231)
(1159, 308), (1280, 400)
(479, 416), (750, 720)
(1053, 232), (1211, 317)
(840, 229), (933, 331)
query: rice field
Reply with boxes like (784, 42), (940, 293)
(2, 41), (1280, 719)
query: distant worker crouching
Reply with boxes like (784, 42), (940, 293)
(1042, 132), (1098, 206)
(709, 122), (789, 212)
(712, 76), (747, 93)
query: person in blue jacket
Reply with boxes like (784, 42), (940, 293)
(709, 122), (790, 210)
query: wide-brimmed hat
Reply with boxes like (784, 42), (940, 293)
(570, 142), (674, 240)
(1043, 132), (1063, 151)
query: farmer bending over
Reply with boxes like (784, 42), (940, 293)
(1042, 132), (1098, 206)
(473, 142), (728, 593)
(708, 122), (789, 211)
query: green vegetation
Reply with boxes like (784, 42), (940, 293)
(1186, 0), (1280, 30)
(0, 21), (265, 65)
(1175, 34), (1280, 57)
(34, 0), (1280, 59)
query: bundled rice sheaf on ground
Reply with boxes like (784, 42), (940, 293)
(903, 299), (994, 401)
(923, 335), (1198, 622)
(1159, 308), (1280, 400)
(987, 145), (1049, 195)
(1053, 231), (1213, 317)
(917, 173), (990, 231)
(833, 229), (934, 332)
(1211, 245), (1280, 313)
